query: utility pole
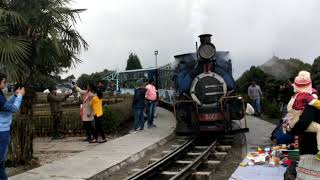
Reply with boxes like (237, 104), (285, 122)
(154, 50), (158, 68)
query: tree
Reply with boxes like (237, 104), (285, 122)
(0, 1), (88, 165)
(312, 56), (320, 87)
(76, 69), (109, 89)
(77, 74), (92, 89)
(125, 52), (142, 70)
(0, 0), (88, 113)
(236, 66), (269, 94)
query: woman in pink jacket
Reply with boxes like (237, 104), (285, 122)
(145, 79), (157, 128)
(75, 84), (95, 142)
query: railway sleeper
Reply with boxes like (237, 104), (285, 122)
(219, 136), (234, 145)
(191, 171), (214, 180)
(211, 152), (228, 160)
(194, 146), (209, 150)
(216, 145), (232, 152)
(149, 158), (221, 169)
(158, 171), (214, 180)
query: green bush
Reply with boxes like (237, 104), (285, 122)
(103, 99), (133, 133)
(262, 99), (281, 118)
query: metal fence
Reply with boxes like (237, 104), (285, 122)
(13, 113), (84, 137)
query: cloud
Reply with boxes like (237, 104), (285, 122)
(65, 0), (320, 79)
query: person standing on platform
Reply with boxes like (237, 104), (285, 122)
(0, 73), (25, 180)
(248, 80), (263, 116)
(131, 80), (146, 133)
(90, 85), (107, 143)
(145, 79), (157, 128)
(47, 87), (70, 139)
(74, 83), (95, 142)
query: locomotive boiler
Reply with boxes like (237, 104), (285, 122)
(173, 34), (249, 135)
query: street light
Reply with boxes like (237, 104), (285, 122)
(154, 50), (159, 68)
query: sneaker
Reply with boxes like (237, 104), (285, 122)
(315, 151), (320, 160)
(89, 139), (97, 143)
(129, 130), (138, 134)
(98, 139), (107, 143)
(138, 128), (144, 131)
(51, 134), (65, 140)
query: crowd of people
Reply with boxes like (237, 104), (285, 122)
(46, 82), (107, 143)
(131, 79), (158, 133)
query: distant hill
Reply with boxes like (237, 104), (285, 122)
(259, 56), (312, 80)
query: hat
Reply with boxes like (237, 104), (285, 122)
(293, 71), (312, 93)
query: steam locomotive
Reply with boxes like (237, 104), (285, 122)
(173, 34), (249, 135)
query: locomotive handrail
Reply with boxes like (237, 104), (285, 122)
(221, 96), (247, 129)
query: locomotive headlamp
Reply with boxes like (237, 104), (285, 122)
(198, 43), (216, 60)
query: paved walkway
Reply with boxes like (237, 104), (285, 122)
(230, 116), (286, 180)
(243, 115), (276, 153)
(11, 107), (176, 180)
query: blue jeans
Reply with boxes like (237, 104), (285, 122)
(134, 108), (144, 130)
(0, 131), (10, 180)
(253, 98), (261, 113)
(147, 101), (157, 126)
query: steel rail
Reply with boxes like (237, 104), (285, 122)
(169, 139), (218, 180)
(125, 137), (196, 180)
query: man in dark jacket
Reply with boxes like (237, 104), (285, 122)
(47, 87), (70, 139)
(131, 80), (146, 133)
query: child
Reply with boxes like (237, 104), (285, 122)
(90, 85), (107, 143)
(284, 71), (320, 160)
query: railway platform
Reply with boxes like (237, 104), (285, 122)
(11, 107), (176, 180)
(230, 115), (286, 180)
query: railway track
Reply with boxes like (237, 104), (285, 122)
(125, 136), (232, 180)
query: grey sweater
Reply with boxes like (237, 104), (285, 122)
(248, 85), (263, 99)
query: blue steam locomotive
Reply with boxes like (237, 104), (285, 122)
(173, 34), (249, 135)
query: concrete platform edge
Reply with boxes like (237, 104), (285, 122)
(89, 132), (175, 180)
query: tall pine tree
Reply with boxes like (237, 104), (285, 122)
(126, 53), (142, 70)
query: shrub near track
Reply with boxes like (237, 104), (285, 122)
(102, 99), (133, 133)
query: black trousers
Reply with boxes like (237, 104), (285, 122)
(94, 116), (106, 140)
(52, 112), (63, 136)
(293, 105), (320, 155)
(83, 121), (94, 140)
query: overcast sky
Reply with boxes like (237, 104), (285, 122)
(64, 0), (320, 79)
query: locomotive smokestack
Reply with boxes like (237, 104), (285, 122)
(198, 34), (212, 44)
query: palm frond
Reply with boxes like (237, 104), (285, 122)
(0, 36), (31, 81)
(0, 36), (31, 65)
(0, 8), (26, 27)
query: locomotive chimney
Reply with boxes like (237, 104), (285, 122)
(198, 34), (212, 44)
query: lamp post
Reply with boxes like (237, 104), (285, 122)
(154, 50), (158, 68)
